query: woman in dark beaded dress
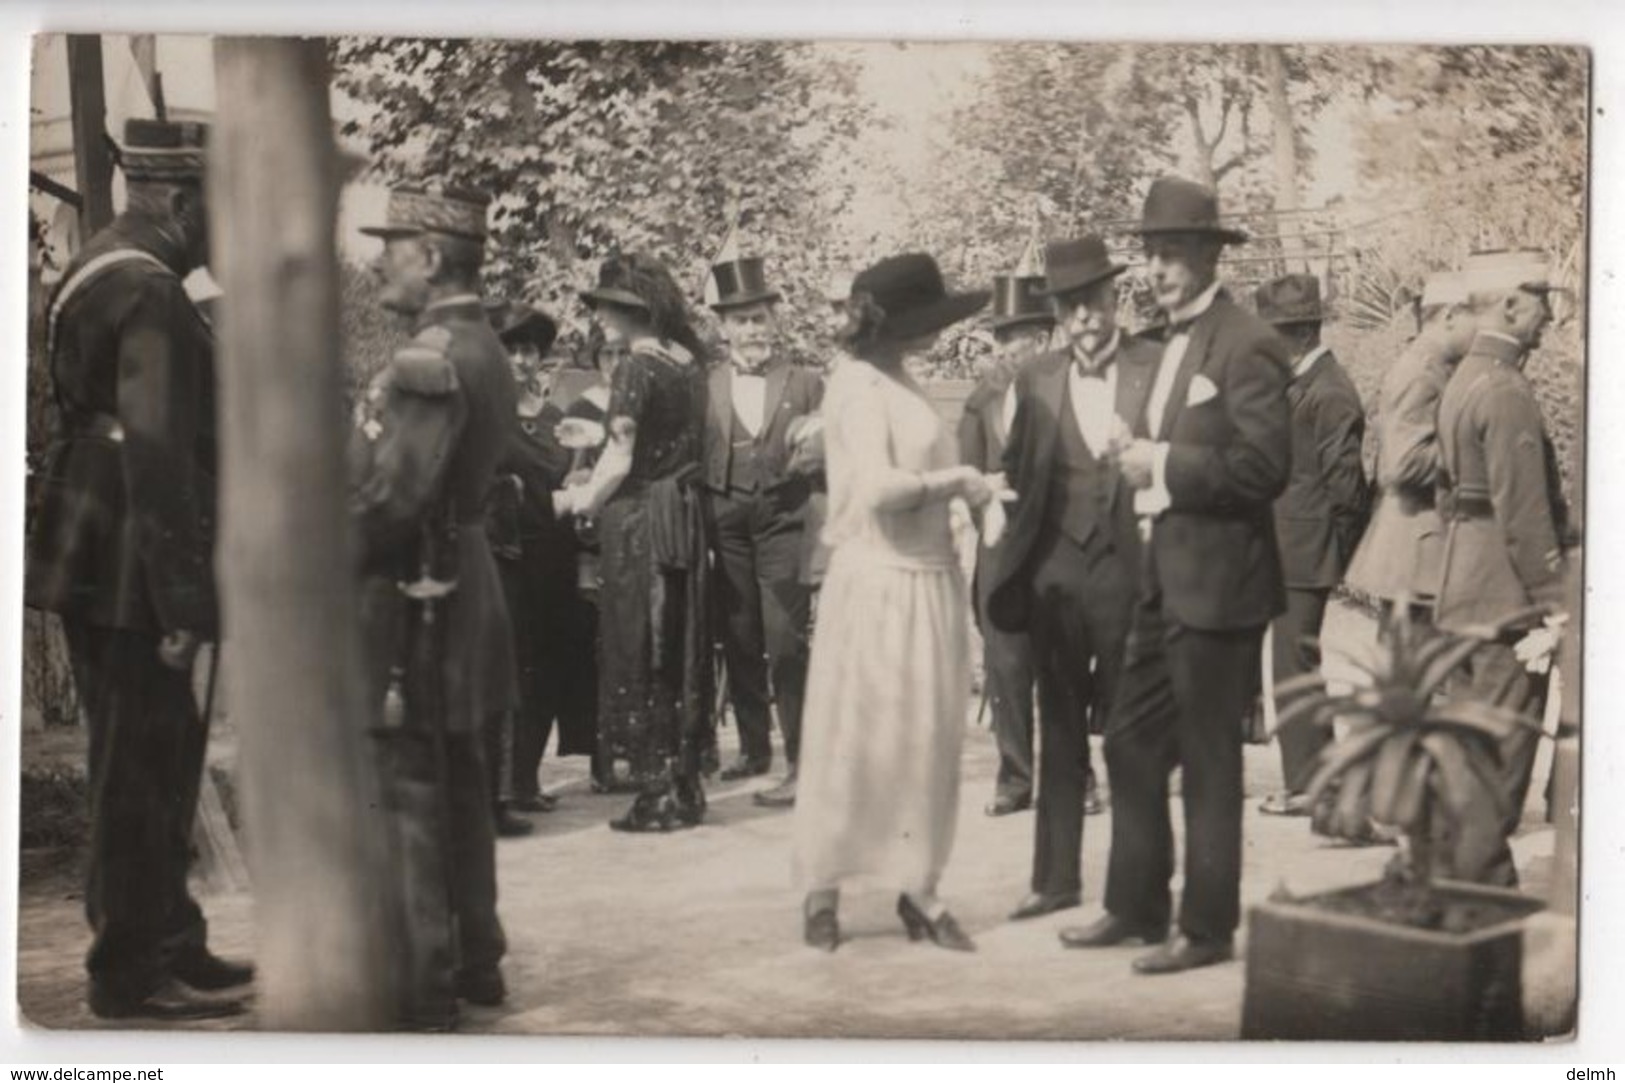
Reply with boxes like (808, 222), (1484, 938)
(552, 253), (713, 831)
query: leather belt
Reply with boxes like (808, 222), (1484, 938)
(1439, 491), (1494, 520)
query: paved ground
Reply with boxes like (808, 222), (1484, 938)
(14, 711), (1577, 1041)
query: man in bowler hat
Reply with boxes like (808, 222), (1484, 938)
(1252, 273), (1370, 816)
(1060, 178), (1291, 973)
(982, 236), (1158, 922)
(353, 184), (517, 1024)
(957, 255), (1052, 819)
(26, 118), (253, 1021)
(700, 255), (825, 805)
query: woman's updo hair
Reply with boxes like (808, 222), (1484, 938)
(837, 289), (889, 354)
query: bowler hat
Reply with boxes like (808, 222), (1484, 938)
(122, 118), (208, 183)
(989, 274), (1052, 332)
(485, 301), (560, 354)
(851, 253), (989, 342)
(709, 256), (782, 312)
(361, 184), (491, 242)
(1039, 236), (1128, 298)
(1254, 273), (1325, 326)
(1138, 176), (1248, 245)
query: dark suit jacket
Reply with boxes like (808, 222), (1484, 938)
(985, 339), (1159, 634)
(25, 213), (218, 635)
(1274, 348), (1370, 589)
(1137, 292), (1292, 632)
(701, 358), (824, 498)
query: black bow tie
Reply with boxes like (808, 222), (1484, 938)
(1162, 316), (1197, 340)
(733, 362), (767, 378)
(1074, 357), (1113, 379)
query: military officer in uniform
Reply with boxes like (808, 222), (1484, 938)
(1433, 249), (1569, 888)
(352, 185), (518, 1026)
(25, 118), (253, 1021)
(958, 255), (1051, 819)
(1252, 274), (1370, 816)
(984, 237), (1159, 922)
(700, 256), (824, 805)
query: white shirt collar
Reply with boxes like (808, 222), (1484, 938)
(1293, 343), (1331, 380)
(1166, 280), (1222, 327)
(426, 293), (482, 313)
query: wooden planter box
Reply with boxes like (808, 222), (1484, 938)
(1241, 880), (1546, 1041)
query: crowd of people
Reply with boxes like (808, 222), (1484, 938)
(23, 116), (1576, 1030)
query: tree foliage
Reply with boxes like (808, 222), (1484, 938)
(331, 37), (875, 365)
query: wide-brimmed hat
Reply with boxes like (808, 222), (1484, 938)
(989, 274), (1052, 332)
(485, 300), (559, 354)
(360, 184), (491, 242)
(851, 253), (989, 342)
(122, 118), (208, 183)
(1039, 236), (1128, 299)
(1463, 249), (1555, 296)
(579, 258), (651, 312)
(1254, 273), (1326, 326)
(1138, 176), (1249, 245)
(709, 256), (782, 312)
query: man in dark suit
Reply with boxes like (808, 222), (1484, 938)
(25, 119), (252, 1021)
(1252, 274), (1370, 815)
(1059, 177), (1291, 974)
(957, 257), (1051, 819)
(983, 237), (1158, 922)
(352, 185), (518, 1025)
(700, 256), (825, 805)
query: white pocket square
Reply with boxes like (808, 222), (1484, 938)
(1186, 374), (1219, 406)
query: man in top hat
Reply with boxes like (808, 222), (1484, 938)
(1342, 270), (1482, 619)
(982, 236), (1159, 922)
(957, 252), (1052, 820)
(1432, 249), (1570, 887)
(352, 183), (518, 1025)
(1252, 273), (1370, 817)
(700, 255), (825, 805)
(25, 118), (254, 1020)
(1061, 177), (1291, 974)
(484, 301), (601, 830)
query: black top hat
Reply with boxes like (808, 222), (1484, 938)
(1254, 273), (1325, 326)
(709, 257), (782, 312)
(122, 118), (209, 183)
(851, 253), (990, 343)
(485, 300), (560, 354)
(989, 274), (1052, 332)
(1138, 176), (1249, 245)
(1039, 236), (1128, 298)
(361, 184), (492, 242)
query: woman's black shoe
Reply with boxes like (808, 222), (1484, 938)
(804, 908), (840, 953)
(896, 895), (976, 952)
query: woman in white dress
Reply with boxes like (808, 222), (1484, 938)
(792, 253), (997, 952)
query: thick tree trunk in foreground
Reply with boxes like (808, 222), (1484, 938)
(210, 37), (400, 1030)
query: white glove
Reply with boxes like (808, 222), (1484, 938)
(555, 417), (606, 450)
(1513, 613), (1569, 674)
(979, 476), (1018, 548)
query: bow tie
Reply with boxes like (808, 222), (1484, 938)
(733, 363), (768, 378)
(1161, 316), (1197, 340)
(1073, 353), (1114, 379)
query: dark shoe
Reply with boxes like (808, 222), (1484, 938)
(896, 895), (976, 952)
(984, 793), (1032, 817)
(510, 792), (558, 813)
(804, 908), (840, 953)
(719, 757), (771, 781)
(1132, 934), (1235, 975)
(494, 810), (535, 838)
(1058, 913), (1169, 949)
(170, 948), (255, 992)
(456, 966), (506, 1007)
(1259, 791), (1312, 817)
(609, 786), (705, 833)
(89, 978), (247, 1021)
(754, 774), (797, 808)
(1009, 890), (1081, 922)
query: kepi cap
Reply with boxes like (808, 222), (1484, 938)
(122, 118), (208, 183)
(361, 184), (492, 242)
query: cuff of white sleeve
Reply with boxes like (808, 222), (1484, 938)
(1132, 443), (1173, 518)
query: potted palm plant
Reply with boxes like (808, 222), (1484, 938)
(1241, 602), (1552, 1041)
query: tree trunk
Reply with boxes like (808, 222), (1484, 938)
(210, 38), (402, 1031)
(66, 35), (114, 235)
(1261, 44), (1305, 271)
